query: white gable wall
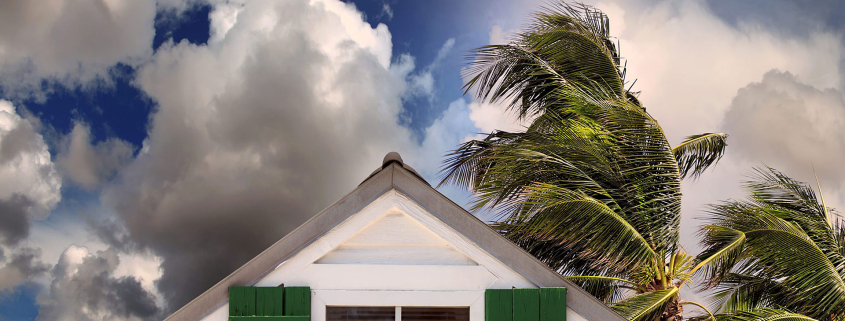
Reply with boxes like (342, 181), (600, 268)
(199, 190), (587, 321)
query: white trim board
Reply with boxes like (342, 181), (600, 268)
(256, 190), (534, 290)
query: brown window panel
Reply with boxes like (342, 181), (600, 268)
(401, 307), (470, 321)
(326, 306), (396, 320)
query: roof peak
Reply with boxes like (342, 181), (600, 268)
(382, 151), (403, 168)
(362, 152), (429, 186)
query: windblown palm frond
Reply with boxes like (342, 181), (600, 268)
(612, 288), (680, 321)
(442, 86), (681, 271)
(696, 167), (845, 320)
(462, 2), (634, 120)
(441, 2), (734, 320)
(689, 308), (818, 321)
(672, 133), (728, 179)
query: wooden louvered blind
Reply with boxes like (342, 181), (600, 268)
(228, 286), (310, 320)
(402, 307), (470, 320)
(326, 307), (395, 320)
(326, 307), (470, 321)
(485, 288), (567, 321)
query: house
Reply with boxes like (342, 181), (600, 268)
(165, 153), (626, 321)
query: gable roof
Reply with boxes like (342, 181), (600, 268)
(165, 153), (626, 321)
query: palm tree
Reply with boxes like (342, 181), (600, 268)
(439, 2), (728, 320)
(694, 167), (845, 320)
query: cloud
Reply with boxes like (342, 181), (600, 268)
(722, 70), (845, 205)
(56, 123), (134, 190)
(0, 194), (35, 246)
(36, 246), (160, 321)
(0, 0), (161, 98)
(0, 100), (61, 218)
(97, 0), (456, 311)
(0, 247), (48, 292)
(377, 2), (394, 21)
(406, 38), (456, 102)
(608, 0), (841, 143)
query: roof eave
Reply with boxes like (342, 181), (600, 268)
(165, 162), (625, 321)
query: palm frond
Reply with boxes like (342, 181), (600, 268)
(700, 167), (845, 319)
(565, 275), (640, 303)
(498, 183), (657, 268)
(693, 225), (746, 283)
(611, 287), (679, 321)
(672, 133), (728, 179)
(689, 308), (817, 321)
(462, 2), (631, 120)
(710, 273), (796, 313)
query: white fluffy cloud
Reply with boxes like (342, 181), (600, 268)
(0, 100), (61, 218)
(97, 0), (470, 311)
(0, 0), (160, 98)
(721, 70), (845, 209)
(602, 0), (841, 143)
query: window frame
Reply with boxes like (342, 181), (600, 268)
(312, 290), (484, 321)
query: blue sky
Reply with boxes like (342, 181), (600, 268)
(1, 0), (844, 320)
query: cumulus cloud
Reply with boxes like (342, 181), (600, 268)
(722, 70), (845, 205)
(0, 100), (61, 218)
(0, 247), (48, 292)
(56, 123), (134, 190)
(0, 0), (161, 98)
(97, 0), (461, 310)
(607, 0), (841, 143)
(36, 246), (160, 321)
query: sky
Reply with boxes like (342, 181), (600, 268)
(0, 0), (843, 320)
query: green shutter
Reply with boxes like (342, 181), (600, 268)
(486, 289), (514, 321)
(229, 287), (256, 316)
(513, 289), (540, 321)
(229, 286), (309, 320)
(256, 287), (285, 316)
(540, 288), (567, 321)
(486, 288), (566, 321)
(284, 286), (311, 316)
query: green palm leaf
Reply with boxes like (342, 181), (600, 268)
(689, 308), (818, 321)
(699, 167), (845, 320)
(672, 133), (728, 179)
(611, 287), (679, 321)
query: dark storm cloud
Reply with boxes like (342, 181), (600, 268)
(705, 0), (845, 37)
(0, 194), (33, 246)
(0, 247), (48, 291)
(37, 247), (160, 321)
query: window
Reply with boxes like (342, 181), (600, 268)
(327, 307), (394, 320)
(327, 307), (469, 321)
(401, 307), (470, 320)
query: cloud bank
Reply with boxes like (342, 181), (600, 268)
(98, 0), (470, 310)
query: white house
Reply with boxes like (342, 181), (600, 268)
(165, 153), (625, 321)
